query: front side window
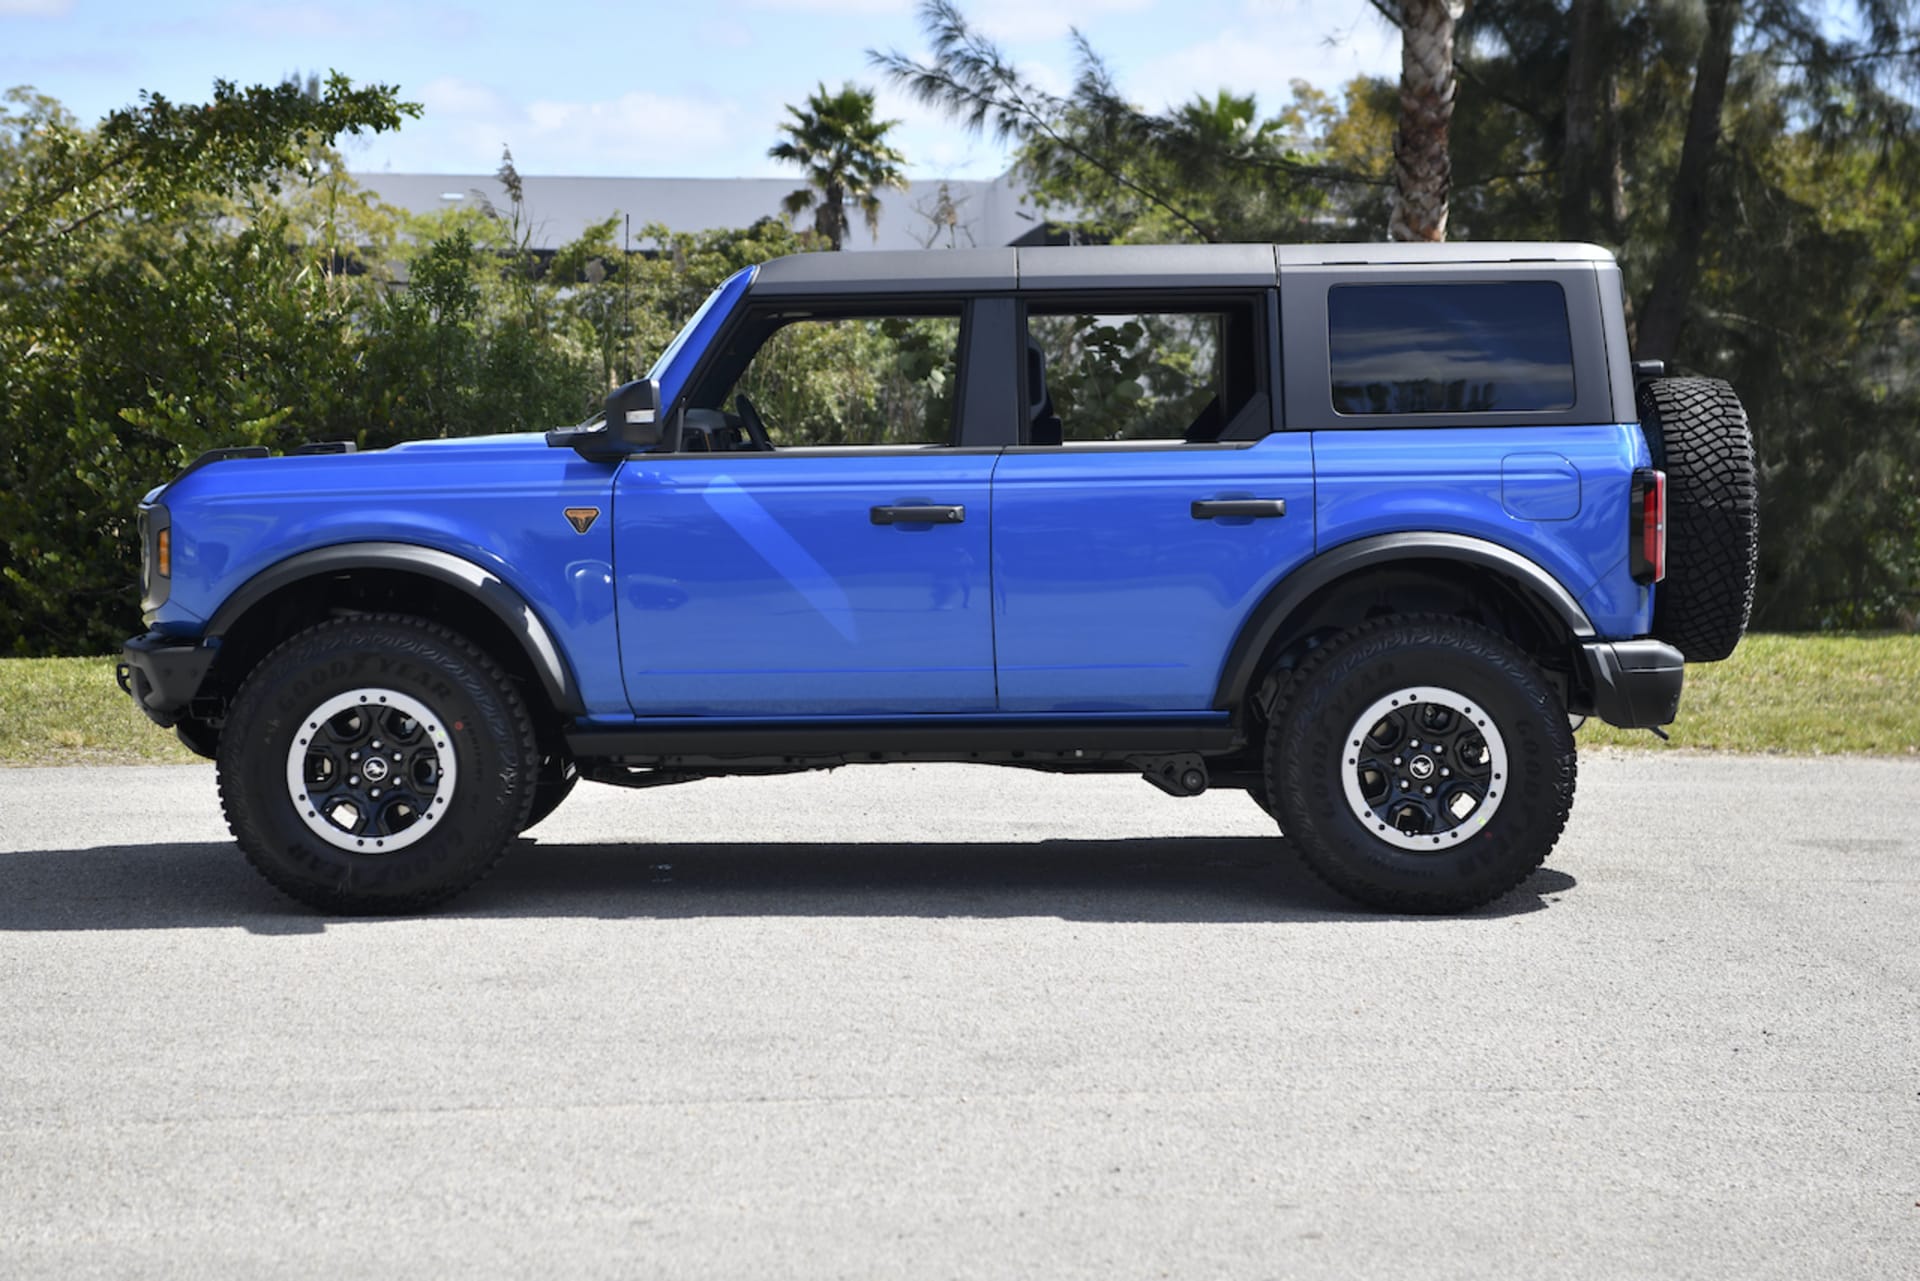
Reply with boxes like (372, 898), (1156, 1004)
(1328, 282), (1576, 416)
(1024, 303), (1261, 444)
(714, 312), (962, 448)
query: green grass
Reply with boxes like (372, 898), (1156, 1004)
(0, 656), (201, 766)
(2, 634), (1916, 766)
(1576, 632), (1920, 756)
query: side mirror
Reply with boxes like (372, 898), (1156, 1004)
(546, 377), (668, 460)
(604, 378), (664, 451)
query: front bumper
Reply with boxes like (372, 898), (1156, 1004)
(1575, 638), (1684, 728)
(117, 633), (216, 728)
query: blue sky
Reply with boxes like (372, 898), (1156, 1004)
(2, 0), (1399, 179)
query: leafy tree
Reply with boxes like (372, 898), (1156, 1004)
(769, 82), (908, 250)
(0, 77), (821, 655)
(0, 73), (413, 274)
(873, 2), (1370, 244)
(1443, 0), (1920, 624)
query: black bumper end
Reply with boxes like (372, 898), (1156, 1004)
(1575, 639), (1684, 729)
(118, 634), (216, 729)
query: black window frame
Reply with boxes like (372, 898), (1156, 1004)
(1007, 289), (1280, 451)
(665, 292), (1013, 455)
(1278, 263), (1617, 430)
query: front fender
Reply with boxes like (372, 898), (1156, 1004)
(205, 542), (584, 715)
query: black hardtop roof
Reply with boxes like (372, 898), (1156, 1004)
(749, 242), (1618, 296)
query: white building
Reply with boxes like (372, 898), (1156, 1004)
(352, 170), (1060, 253)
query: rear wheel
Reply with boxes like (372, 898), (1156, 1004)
(217, 615), (537, 914)
(1266, 616), (1575, 913)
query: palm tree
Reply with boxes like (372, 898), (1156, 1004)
(769, 83), (909, 251)
(1385, 0), (1466, 243)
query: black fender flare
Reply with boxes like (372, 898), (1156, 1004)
(1212, 532), (1597, 710)
(206, 542), (584, 716)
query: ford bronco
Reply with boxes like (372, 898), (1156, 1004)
(119, 242), (1758, 915)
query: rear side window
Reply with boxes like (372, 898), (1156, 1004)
(1328, 282), (1575, 415)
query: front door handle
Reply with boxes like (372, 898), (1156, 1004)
(871, 504), (966, 525)
(1191, 498), (1287, 520)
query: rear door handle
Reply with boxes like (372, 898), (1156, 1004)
(1191, 499), (1287, 520)
(871, 504), (966, 525)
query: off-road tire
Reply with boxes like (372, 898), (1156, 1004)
(1266, 615), (1576, 914)
(1637, 377), (1758, 662)
(524, 754), (580, 831)
(217, 614), (537, 914)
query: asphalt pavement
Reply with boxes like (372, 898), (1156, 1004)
(1, 752), (1916, 1279)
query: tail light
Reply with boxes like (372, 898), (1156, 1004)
(1630, 468), (1666, 584)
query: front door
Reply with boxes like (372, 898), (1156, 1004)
(614, 305), (997, 716)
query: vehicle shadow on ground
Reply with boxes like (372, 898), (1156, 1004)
(0, 836), (1577, 934)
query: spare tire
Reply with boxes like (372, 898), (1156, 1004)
(1636, 377), (1758, 662)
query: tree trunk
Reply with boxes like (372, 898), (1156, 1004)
(1637, 0), (1742, 360)
(1603, 61), (1629, 237)
(1390, 0), (1466, 243)
(1560, 0), (1607, 243)
(818, 180), (849, 251)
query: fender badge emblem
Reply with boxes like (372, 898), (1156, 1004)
(563, 507), (600, 534)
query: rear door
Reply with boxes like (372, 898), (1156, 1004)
(991, 290), (1317, 712)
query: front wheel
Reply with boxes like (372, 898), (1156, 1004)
(1266, 616), (1576, 913)
(217, 614), (538, 914)
(523, 753), (579, 831)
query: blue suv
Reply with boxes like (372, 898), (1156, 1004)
(120, 243), (1758, 915)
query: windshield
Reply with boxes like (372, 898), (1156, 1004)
(646, 266), (756, 407)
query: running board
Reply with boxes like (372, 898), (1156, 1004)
(564, 718), (1243, 767)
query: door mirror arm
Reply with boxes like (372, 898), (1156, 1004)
(546, 377), (669, 461)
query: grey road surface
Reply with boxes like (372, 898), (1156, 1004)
(1, 753), (1916, 1280)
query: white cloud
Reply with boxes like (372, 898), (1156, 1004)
(368, 76), (742, 175)
(1133, 4), (1398, 110)
(747, 0), (912, 13)
(968, 0), (1152, 44)
(0, 0), (74, 14)
(418, 75), (505, 117)
(224, 2), (358, 38)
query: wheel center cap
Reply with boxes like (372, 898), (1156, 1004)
(362, 757), (391, 783)
(1408, 755), (1436, 781)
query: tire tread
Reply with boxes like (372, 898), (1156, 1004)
(217, 613), (537, 914)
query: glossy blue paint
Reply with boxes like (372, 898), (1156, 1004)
(648, 267), (754, 410)
(1314, 423), (1653, 638)
(150, 434), (629, 714)
(992, 436), (1317, 711)
(1501, 452), (1582, 521)
(612, 451), (997, 714)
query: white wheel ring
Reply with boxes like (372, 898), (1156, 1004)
(1340, 684), (1509, 852)
(283, 687), (458, 853)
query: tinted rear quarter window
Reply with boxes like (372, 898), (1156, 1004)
(1329, 282), (1575, 415)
